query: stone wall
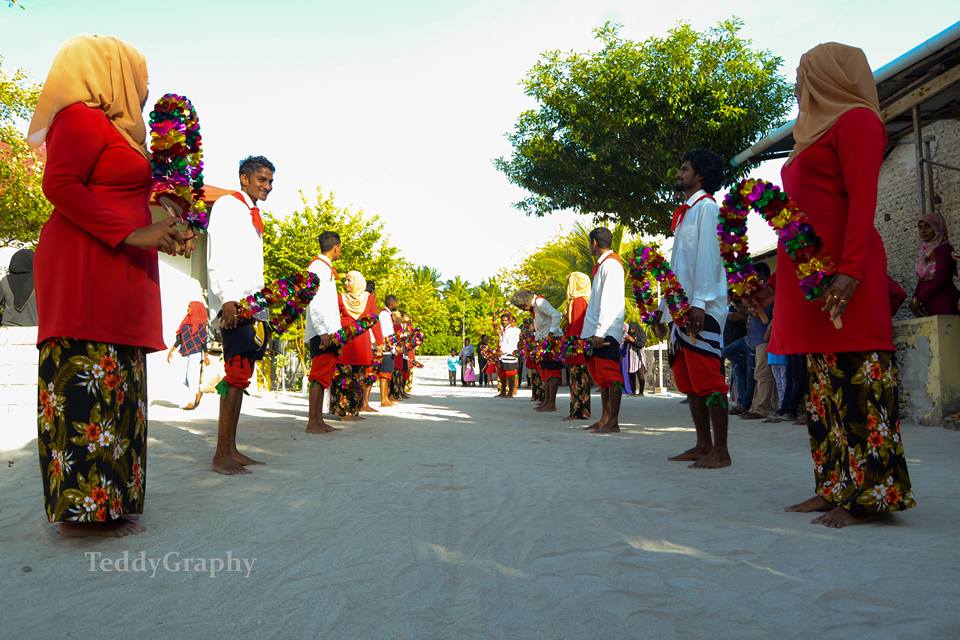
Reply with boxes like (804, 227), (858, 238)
(0, 326), (38, 450)
(876, 118), (960, 320)
(893, 315), (960, 426)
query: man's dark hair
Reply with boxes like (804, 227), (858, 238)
(384, 295), (398, 306)
(318, 231), (340, 252)
(754, 261), (772, 279)
(682, 149), (725, 194)
(589, 227), (613, 250)
(464, 337), (471, 344)
(366, 280), (376, 294)
(239, 155), (276, 177)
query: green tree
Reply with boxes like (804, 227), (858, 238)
(495, 19), (793, 235)
(0, 58), (49, 246)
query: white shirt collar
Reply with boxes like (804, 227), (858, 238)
(237, 190), (255, 208)
(685, 189), (708, 207)
(316, 254), (333, 268)
(596, 249), (613, 264)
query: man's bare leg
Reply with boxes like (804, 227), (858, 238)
(361, 383), (377, 412)
(212, 388), (249, 475)
(669, 394), (712, 461)
(690, 401), (731, 468)
(585, 387), (609, 430)
(595, 385), (621, 433)
(537, 378), (559, 412)
(306, 382), (336, 434)
(380, 379), (395, 407)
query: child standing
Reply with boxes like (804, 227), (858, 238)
(464, 356), (476, 386)
(447, 350), (459, 386)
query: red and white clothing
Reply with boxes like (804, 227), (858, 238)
(563, 297), (589, 366)
(206, 190), (265, 319)
(499, 325), (521, 366)
(306, 255), (340, 341)
(581, 251), (625, 343)
(336, 294), (383, 366)
(532, 296), (562, 339)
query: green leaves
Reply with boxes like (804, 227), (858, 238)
(496, 19), (793, 235)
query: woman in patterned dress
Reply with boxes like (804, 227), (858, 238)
(563, 272), (592, 420)
(330, 271), (382, 420)
(29, 36), (191, 537)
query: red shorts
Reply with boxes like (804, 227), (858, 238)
(671, 348), (728, 397)
(539, 366), (561, 381)
(309, 353), (337, 389)
(587, 355), (621, 389)
(224, 355), (255, 390)
(379, 372), (393, 381)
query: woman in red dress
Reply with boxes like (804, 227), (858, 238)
(28, 36), (189, 538)
(768, 43), (915, 528)
(563, 272), (592, 420)
(330, 271), (382, 420)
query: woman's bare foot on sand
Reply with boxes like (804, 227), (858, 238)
(785, 495), (832, 512)
(594, 423), (620, 434)
(668, 446), (710, 462)
(212, 453), (250, 475)
(563, 416), (585, 422)
(689, 448), (731, 469)
(812, 506), (884, 528)
(59, 519), (145, 537)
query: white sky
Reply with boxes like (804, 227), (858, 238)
(2, 1), (957, 282)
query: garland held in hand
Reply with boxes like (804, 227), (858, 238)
(332, 313), (379, 348)
(628, 244), (692, 329)
(149, 93), (207, 230)
(721, 178), (840, 326)
(235, 272), (320, 335)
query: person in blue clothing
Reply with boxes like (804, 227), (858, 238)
(446, 350), (460, 386)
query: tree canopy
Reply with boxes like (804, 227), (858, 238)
(495, 19), (794, 235)
(0, 57), (48, 246)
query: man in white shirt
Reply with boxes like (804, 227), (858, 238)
(655, 149), (731, 469)
(305, 231), (342, 434)
(581, 227), (626, 433)
(206, 155), (275, 476)
(377, 294), (399, 407)
(510, 290), (563, 412)
(497, 312), (521, 398)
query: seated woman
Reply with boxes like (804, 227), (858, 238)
(911, 213), (959, 316)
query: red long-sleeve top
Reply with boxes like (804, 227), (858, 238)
(34, 103), (163, 351)
(336, 293), (382, 366)
(771, 108), (894, 355)
(563, 297), (589, 366)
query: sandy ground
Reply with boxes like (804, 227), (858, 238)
(2, 358), (959, 640)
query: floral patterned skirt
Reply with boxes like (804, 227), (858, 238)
(330, 364), (364, 416)
(37, 338), (147, 523)
(568, 364), (592, 419)
(530, 369), (544, 401)
(806, 351), (916, 515)
(389, 368), (404, 400)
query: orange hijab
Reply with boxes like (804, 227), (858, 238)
(788, 42), (880, 164)
(27, 34), (149, 158)
(181, 301), (208, 331)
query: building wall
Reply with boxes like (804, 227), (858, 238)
(893, 315), (960, 426)
(876, 118), (960, 320)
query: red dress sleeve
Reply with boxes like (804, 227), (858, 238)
(367, 295), (383, 345)
(43, 104), (140, 247)
(888, 276), (907, 316)
(835, 108), (887, 282)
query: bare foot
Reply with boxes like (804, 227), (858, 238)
(233, 451), (264, 466)
(535, 405), (557, 412)
(583, 419), (604, 431)
(360, 405), (378, 413)
(812, 506), (884, 528)
(594, 423), (621, 434)
(668, 446), (711, 461)
(563, 416), (586, 422)
(381, 400), (395, 408)
(59, 518), (145, 538)
(305, 421), (336, 434)
(785, 495), (833, 513)
(689, 448), (731, 469)
(212, 454), (250, 475)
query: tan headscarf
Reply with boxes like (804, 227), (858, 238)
(341, 271), (369, 319)
(565, 272), (592, 323)
(788, 42), (880, 164)
(27, 35), (149, 158)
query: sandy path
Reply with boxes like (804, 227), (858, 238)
(1, 360), (958, 639)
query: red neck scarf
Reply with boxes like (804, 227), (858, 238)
(671, 193), (715, 233)
(232, 191), (264, 236)
(315, 255), (338, 281)
(591, 251), (621, 277)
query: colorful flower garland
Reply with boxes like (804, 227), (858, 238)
(721, 179), (837, 302)
(332, 313), (379, 347)
(235, 272), (320, 335)
(628, 244), (692, 328)
(560, 336), (595, 359)
(149, 94), (208, 230)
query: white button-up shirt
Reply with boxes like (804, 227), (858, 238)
(305, 255), (340, 341)
(206, 191), (265, 318)
(499, 326), (521, 363)
(532, 296), (562, 339)
(581, 250), (626, 343)
(379, 309), (395, 342)
(665, 189), (728, 327)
